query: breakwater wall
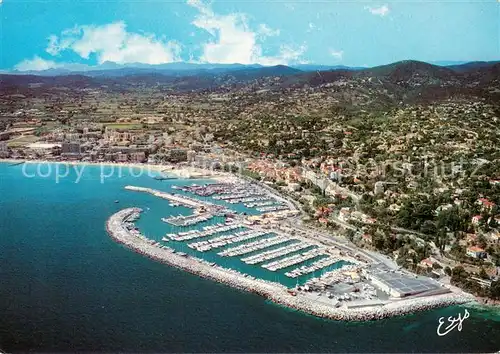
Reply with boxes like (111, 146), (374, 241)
(125, 185), (207, 209)
(106, 208), (474, 321)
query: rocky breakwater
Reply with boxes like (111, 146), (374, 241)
(124, 185), (206, 209)
(106, 208), (474, 321)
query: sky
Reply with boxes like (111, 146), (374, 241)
(0, 0), (499, 71)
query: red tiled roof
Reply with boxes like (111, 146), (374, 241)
(468, 246), (485, 252)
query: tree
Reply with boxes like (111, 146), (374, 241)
(478, 267), (489, 280)
(444, 266), (452, 276)
(476, 234), (488, 249)
(490, 280), (500, 299)
(451, 266), (467, 283)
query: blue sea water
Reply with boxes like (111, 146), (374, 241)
(1, 162), (499, 353)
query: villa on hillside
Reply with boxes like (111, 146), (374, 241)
(466, 246), (487, 259)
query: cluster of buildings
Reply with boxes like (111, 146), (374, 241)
(247, 160), (303, 186)
(338, 207), (377, 224)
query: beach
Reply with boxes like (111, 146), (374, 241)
(0, 158), (233, 182)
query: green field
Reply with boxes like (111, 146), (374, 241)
(7, 135), (39, 147)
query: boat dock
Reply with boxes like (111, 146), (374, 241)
(188, 230), (268, 252)
(256, 205), (289, 212)
(241, 242), (313, 265)
(285, 257), (342, 278)
(125, 186), (207, 209)
(166, 223), (241, 241)
(245, 200), (276, 208)
(177, 181), (295, 213)
(162, 213), (214, 226)
(262, 249), (326, 272)
(218, 236), (290, 257)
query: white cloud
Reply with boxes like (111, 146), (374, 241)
(258, 24), (280, 37)
(45, 21), (181, 64)
(365, 4), (390, 17)
(187, 0), (305, 65)
(15, 56), (60, 71)
(329, 49), (344, 60)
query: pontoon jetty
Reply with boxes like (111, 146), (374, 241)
(106, 207), (473, 321)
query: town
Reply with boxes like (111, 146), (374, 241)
(1, 60), (499, 303)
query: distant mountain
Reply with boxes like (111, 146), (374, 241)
(446, 61), (500, 73)
(8, 62), (265, 78)
(357, 60), (456, 82)
(291, 64), (364, 72)
(7, 60), (500, 78)
(0, 65), (303, 93)
(2, 60), (498, 97)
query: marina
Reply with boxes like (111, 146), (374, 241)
(218, 235), (292, 257)
(285, 257), (344, 278)
(262, 248), (326, 272)
(165, 223), (241, 241)
(106, 207), (474, 322)
(178, 181), (292, 214)
(113, 179), (475, 320)
(241, 242), (314, 265)
(162, 213), (215, 226)
(188, 230), (268, 252)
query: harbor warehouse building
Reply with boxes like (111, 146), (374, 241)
(363, 266), (448, 298)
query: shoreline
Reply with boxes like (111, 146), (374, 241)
(107, 208), (475, 322)
(0, 158), (231, 182)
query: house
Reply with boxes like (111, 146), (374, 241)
(489, 179), (500, 186)
(418, 258), (434, 269)
(466, 246), (487, 259)
(318, 218), (329, 225)
(361, 233), (372, 244)
(472, 215), (483, 225)
(338, 207), (351, 222)
(365, 217), (377, 224)
(477, 198), (496, 210)
(130, 151), (146, 163)
(115, 153), (128, 162)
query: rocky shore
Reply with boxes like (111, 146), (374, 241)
(107, 208), (475, 321)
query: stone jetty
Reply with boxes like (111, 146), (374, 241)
(106, 208), (475, 322)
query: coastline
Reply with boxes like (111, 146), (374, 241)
(107, 208), (475, 322)
(0, 158), (232, 182)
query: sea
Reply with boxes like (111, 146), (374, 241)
(0, 161), (499, 353)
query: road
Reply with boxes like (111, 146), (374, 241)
(240, 175), (400, 270)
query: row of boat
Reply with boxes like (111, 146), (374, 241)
(262, 249), (326, 272)
(188, 230), (268, 252)
(256, 205), (289, 212)
(174, 183), (235, 197)
(218, 236), (291, 257)
(244, 200), (276, 208)
(213, 192), (264, 201)
(241, 242), (313, 265)
(285, 257), (342, 278)
(165, 223), (241, 241)
(161, 213), (214, 227)
(225, 196), (271, 204)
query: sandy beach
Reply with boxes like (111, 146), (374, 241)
(0, 158), (233, 182)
